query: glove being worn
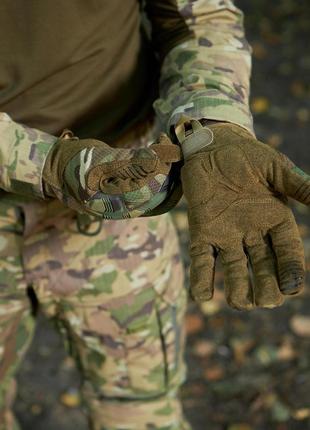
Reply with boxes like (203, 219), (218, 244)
(42, 130), (182, 219)
(177, 119), (309, 310)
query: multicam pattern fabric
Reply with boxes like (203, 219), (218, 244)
(44, 132), (182, 219)
(0, 113), (56, 199)
(0, 1), (256, 429)
(0, 114), (183, 220)
(0, 196), (189, 430)
(148, 0), (254, 135)
(0, 0), (253, 208)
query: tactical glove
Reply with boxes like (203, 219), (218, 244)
(42, 130), (182, 219)
(176, 119), (309, 310)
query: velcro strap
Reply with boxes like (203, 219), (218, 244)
(175, 119), (214, 159)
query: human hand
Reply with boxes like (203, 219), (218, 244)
(42, 130), (182, 219)
(177, 120), (309, 310)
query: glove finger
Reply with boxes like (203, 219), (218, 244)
(189, 243), (217, 303)
(150, 133), (182, 163)
(219, 246), (254, 310)
(87, 158), (158, 191)
(245, 237), (284, 308)
(269, 216), (305, 295)
(269, 151), (310, 205)
(87, 135), (181, 192)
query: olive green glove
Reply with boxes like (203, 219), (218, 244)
(42, 130), (182, 219)
(176, 119), (309, 310)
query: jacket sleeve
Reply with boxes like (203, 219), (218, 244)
(143, 0), (254, 135)
(0, 112), (57, 198)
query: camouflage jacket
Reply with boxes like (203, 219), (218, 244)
(0, 0), (253, 200)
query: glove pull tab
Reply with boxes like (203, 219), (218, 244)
(175, 118), (214, 160)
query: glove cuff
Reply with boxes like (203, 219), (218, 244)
(174, 117), (256, 159)
(174, 117), (214, 160)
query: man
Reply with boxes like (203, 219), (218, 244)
(0, 1), (309, 429)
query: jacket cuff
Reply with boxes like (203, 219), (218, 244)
(0, 113), (57, 198)
(167, 97), (256, 139)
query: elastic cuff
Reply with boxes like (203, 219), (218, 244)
(168, 100), (256, 139)
(0, 116), (57, 198)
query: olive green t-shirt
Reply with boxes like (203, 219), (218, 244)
(0, 0), (158, 142)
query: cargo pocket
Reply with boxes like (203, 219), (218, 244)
(55, 280), (187, 399)
(124, 296), (168, 397)
(124, 285), (187, 398)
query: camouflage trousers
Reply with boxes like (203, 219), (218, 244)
(0, 191), (190, 430)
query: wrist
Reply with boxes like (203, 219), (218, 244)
(174, 118), (255, 160)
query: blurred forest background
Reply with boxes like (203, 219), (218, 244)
(14, 0), (310, 429)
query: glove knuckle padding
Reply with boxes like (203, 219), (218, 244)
(43, 134), (182, 218)
(207, 145), (258, 190)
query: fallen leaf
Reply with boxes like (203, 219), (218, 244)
(277, 337), (296, 361)
(199, 289), (225, 316)
(61, 356), (76, 370)
(252, 41), (268, 60)
(264, 393), (277, 407)
(193, 340), (216, 357)
(266, 133), (283, 148)
(204, 365), (224, 381)
(290, 315), (310, 337)
(292, 408), (310, 420)
(60, 389), (81, 408)
(255, 345), (278, 365)
(231, 338), (255, 365)
(264, 393), (290, 422)
(271, 399), (291, 422)
(185, 314), (204, 335)
(251, 97), (270, 114)
(199, 300), (221, 316)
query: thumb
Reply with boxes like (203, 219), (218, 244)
(268, 151), (310, 205)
